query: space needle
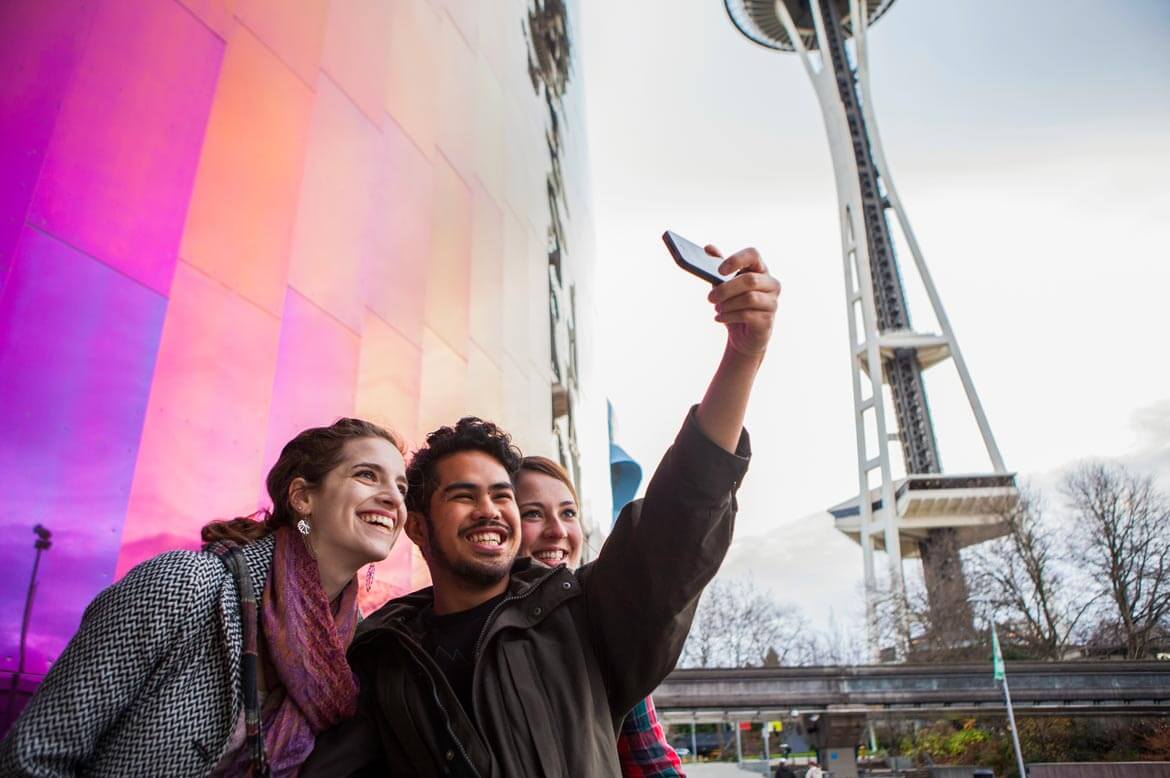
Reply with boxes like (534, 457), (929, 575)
(724, 0), (1019, 658)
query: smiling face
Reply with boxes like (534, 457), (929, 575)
(515, 470), (582, 570)
(292, 436), (408, 573)
(406, 450), (521, 590)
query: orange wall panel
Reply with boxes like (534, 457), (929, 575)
(233, 0), (329, 86)
(179, 24), (314, 317)
(286, 74), (379, 334)
(117, 260), (281, 577)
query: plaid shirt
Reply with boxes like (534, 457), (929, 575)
(617, 695), (684, 777)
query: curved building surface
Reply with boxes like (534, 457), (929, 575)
(0, 0), (606, 681)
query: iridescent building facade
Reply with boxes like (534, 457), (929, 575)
(0, 0), (606, 707)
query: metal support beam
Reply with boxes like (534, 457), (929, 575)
(759, 0), (1018, 657)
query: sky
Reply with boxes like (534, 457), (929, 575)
(576, 0), (1170, 634)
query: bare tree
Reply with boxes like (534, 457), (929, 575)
(680, 578), (737, 668)
(865, 569), (979, 661)
(968, 488), (1095, 659)
(1063, 462), (1170, 659)
(799, 610), (868, 666)
(680, 577), (808, 668)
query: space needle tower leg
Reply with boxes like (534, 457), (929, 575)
(774, 0), (907, 658)
(730, 0), (1018, 660)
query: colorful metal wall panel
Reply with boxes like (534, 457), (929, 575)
(0, 0), (606, 686)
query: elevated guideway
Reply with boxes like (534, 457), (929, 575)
(654, 661), (1170, 721)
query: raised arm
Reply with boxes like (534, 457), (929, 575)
(696, 245), (778, 452)
(581, 243), (780, 718)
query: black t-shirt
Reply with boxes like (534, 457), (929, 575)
(422, 593), (506, 718)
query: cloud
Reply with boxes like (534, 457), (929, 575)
(718, 511), (868, 633)
(1124, 399), (1170, 488)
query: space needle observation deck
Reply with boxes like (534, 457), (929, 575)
(724, 0), (1019, 658)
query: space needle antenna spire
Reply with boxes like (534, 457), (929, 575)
(724, 0), (1018, 659)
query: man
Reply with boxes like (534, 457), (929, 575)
(305, 245), (780, 776)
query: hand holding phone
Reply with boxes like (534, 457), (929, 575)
(662, 230), (735, 286)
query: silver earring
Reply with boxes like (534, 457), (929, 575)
(365, 564), (376, 593)
(296, 517), (311, 535)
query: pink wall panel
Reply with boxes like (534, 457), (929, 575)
(0, 0), (94, 279)
(364, 116), (432, 347)
(358, 532), (416, 615)
(179, 24), (314, 317)
(501, 208), (534, 366)
(116, 260), (282, 578)
(425, 157), (473, 358)
(320, 0), (391, 126)
(466, 342), (505, 425)
(262, 289), (361, 476)
(175, 0), (234, 38)
(469, 182), (506, 359)
(355, 309), (423, 445)
(233, 0), (329, 86)
(27, 0), (223, 296)
(0, 228), (166, 672)
(418, 327), (469, 437)
(354, 309), (422, 613)
(286, 75), (379, 334)
(435, 15), (477, 182)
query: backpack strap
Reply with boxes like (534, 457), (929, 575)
(207, 540), (270, 777)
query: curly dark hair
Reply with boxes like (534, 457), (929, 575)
(406, 417), (523, 517)
(201, 418), (405, 544)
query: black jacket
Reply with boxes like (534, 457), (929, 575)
(304, 409), (750, 777)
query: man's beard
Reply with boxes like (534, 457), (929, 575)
(425, 521), (514, 587)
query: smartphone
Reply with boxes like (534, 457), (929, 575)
(662, 230), (734, 286)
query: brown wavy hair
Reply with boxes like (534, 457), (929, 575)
(201, 418), (406, 545)
(515, 455), (578, 505)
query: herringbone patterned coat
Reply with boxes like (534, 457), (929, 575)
(0, 536), (275, 777)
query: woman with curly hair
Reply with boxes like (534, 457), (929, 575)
(1, 418), (409, 777)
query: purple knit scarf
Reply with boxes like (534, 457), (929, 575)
(250, 526), (360, 776)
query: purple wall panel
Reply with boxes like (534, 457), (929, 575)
(26, 0), (224, 296)
(0, 228), (166, 673)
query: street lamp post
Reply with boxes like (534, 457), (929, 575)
(5, 525), (52, 729)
